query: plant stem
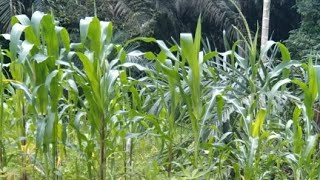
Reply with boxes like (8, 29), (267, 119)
(126, 137), (133, 180)
(21, 106), (28, 180)
(167, 142), (173, 177)
(53, 116), (58, 180)
(100, 115), (106, 180)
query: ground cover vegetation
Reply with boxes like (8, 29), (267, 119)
(1, 0), (320, 179)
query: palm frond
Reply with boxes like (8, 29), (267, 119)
(114, 0), (132, 19)
(175, 0), (243, 49)
(0, 0), (24, 33)
(113, 0), (154, 20)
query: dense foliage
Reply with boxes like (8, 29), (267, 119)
(0, 10), (320, 179)
(1, 0), (300, 49)
(286, 0), (320, 59)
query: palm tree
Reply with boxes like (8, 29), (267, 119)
(0, 0), (24, 33)
(0, 0), (48, 33)
(175, 0), (243, 48)
(261, 0), (271, 48)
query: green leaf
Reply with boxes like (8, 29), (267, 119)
(118, 48), (126, 64)
(56, 26), (70, 52)
(18, 41), (34, 63)
(160, 63), (180, 81)
(216, 95), (224, 121)
(36, 116), (46, 149)
(260, 41), (276, 58)
(277, 42), (291, 62)
(11, 14), (30, 26)
(248, 137), (258, 166)
(87, 17), (101, 56)
(30, 11), (45, 39)
(106, 70), (119, 95)
(41, 14), (59, 64)
(10, 81), (32, 102)
(76, 52), (99, 95)
(194, 16), (202, 56)
(293, 107), (303, 154)
(124, 37), (157, 47)
(270, 78), (291, 95)
(79, 17), (91, 44)
(101, 21), (113, 45)
(156, 40), (177, 61)
(9, 23), (29, 60)
(45, 70), (59, 89)
(252, 108), (266, 138)
(144, 52), (156, 60)
(44, 112), (56, 144)
(33, 53), (49, 63)
(121, 62), (149, 71)
(204, 51), (219, 61)
(303, 135), (318, 160)
(308, 59), (317, 102)
(269, 60), (301, 79)
(67, 79), (79, 94)
(314, 65), (320, 101)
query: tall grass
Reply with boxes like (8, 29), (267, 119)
(0, 10), (319, 179)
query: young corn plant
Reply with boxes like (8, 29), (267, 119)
(71, 17), (120, 179)
(138, 17), (221, 176)
(189, 2), (319, 178)
(179, 17), (203, 168)
(4, 11), (71, 178)
(288, 59), (319, 179)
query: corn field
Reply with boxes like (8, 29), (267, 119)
(0, 11), (320, 179)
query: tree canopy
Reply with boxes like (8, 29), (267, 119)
(1, 0), (301, 51)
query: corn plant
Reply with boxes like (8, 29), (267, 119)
(2, 11), (72, 178)
(70, 16), (131, 179)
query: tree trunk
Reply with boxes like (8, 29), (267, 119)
(261, 0), (271, 49)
